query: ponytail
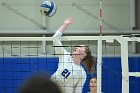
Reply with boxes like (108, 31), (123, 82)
(81, 47), (96, 74)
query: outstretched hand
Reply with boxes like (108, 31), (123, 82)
(56, 17), (74, 33)
(64, 17), (74, 25)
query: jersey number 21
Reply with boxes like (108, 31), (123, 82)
(61, 69), (71, 79)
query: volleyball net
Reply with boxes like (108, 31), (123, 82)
(0, 36), (140, 93)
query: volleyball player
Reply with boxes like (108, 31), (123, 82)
(88, 77), (97, 93)
(51, 17), (96, 93)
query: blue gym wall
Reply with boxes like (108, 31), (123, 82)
(0, 57), (140, 93)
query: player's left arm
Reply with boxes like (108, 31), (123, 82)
(74, 79), (82, 93)
(74, 77), (86, 93)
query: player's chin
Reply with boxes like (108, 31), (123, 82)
(72, 52), (75, 56)
(72, 53), (80, 56)
(90, 85), (97, 87)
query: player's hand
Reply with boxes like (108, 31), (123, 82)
(64, 17), (74, 25)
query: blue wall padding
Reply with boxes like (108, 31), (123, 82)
(0, 57), (140, 93)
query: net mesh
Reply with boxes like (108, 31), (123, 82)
(0, 36), (140, 93)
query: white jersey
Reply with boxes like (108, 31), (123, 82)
(51, 30), (87, 93)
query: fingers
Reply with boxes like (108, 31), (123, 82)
(64, 17), (74, 25)
(67, 17), (74, 23)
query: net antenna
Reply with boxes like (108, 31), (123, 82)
(97, 0), (103, 93)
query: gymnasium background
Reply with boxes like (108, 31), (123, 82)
(0, 0), (140, 93)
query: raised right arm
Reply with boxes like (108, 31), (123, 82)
(52, 17), (74, 58)
(53, 30), (66, 56)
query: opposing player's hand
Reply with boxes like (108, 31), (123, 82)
(64, 17), (74, 25)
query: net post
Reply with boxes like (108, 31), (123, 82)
(116, 37), (129, 93)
